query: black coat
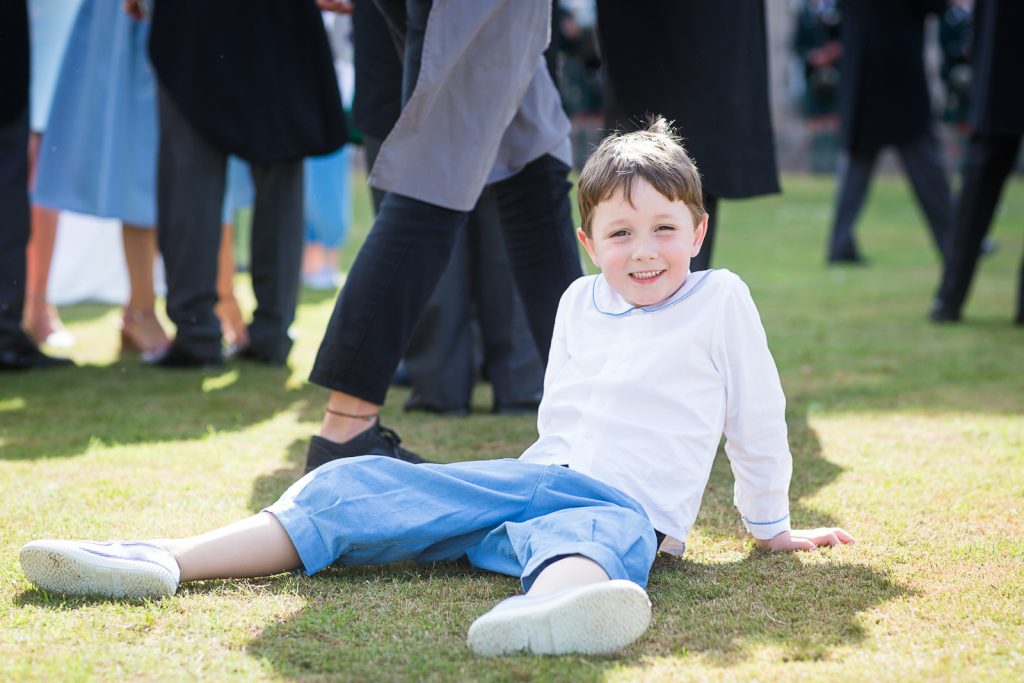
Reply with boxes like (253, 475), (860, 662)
(149, 0), (346, 163)
(969, 0), (1024, 136)
(0, 0), (29, 126)
(595, 0), (779, 200)
(837, 0), (946, 154)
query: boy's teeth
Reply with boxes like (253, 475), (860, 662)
(632, 270), (662, 280)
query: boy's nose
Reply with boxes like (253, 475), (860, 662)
(632, 239), (658, 260)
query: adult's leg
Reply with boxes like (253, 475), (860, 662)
(492, 154), (583, 362)
(473, 188), (544, 411)
(690, 193), (718, 272)
(933, 133), (1022, 320)
(155, 87), (227, 363)
(120, 223), (170, 356)
(827, 148), (877, 263)
(23, 205), (68, 345)
(247, 158), (304, 364)
(0, 110), (30, 348)
(402, 223), (475, 414)
(898, 127), (953, 259)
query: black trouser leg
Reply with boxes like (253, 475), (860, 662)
(492, 154), (583, 362)
(898, 128), (953, 260)
(156, 87), (226, 360)
(0, 109), (29, 348)
(248, 159), (304, 362)
(309, 193), (468, 403)
(828, 149), (877, 262)
(935, 133), (1022, 317)
(690, 193), (718, 272)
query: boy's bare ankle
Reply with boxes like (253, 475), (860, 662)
(319, 416), (375, 443)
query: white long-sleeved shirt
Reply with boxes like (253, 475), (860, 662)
(518, 269), (792, 544)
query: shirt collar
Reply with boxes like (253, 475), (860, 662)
(591, 269), (716, 317)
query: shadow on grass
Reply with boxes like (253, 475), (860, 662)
(234, 406), (890, 678)
(237, 549), (905, 680)
(248, 438), (308, 511)
(0, 361), (319, 461)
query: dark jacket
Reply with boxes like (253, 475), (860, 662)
(351, 0), (403, 141)
(969, 0), (1024, 136)
(1, 0), (29, 126)
(595, 0), (779, 199)
(838, 0), (946, 154)
(148, 0), (346, 163)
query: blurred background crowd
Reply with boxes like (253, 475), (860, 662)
(3, 0), (1021, 414)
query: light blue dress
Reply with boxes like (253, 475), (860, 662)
(32, 0), (158, 226)
(28, 0), (83, 132)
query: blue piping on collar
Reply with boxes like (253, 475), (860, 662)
(591, 269), (717, 317)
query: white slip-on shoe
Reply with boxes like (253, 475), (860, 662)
(467, 579), (652, 656)
(20, 540), (180, 599)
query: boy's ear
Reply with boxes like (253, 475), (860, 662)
(576, 227), (598, 265)
(690, 213), (709, 256)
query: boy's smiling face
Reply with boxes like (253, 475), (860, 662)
(578, 179), (708, 307)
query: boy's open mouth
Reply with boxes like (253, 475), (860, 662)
(629, 269), (665, 282)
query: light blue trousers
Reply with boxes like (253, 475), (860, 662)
(266, 456), (658, 591)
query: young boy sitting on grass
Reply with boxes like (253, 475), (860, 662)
(20, 118), (853, 657)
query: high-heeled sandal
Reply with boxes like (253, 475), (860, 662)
(23, 298), (75, 349)
(120, 309), (171, 361)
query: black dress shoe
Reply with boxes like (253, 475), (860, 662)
(403, 393), (470, 416)
(827, 254), (868, 266)
(0, 332), (74, 371)
(492, 400), (540, 415)
(145, 343), (223, 369)
(226, 341), (287, 367)
(303, 422), (427, 474)
(928, 300), (961, 323)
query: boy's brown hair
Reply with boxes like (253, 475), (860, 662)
(577, 116), (705, 236)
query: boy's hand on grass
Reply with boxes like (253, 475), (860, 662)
(759, 528), (855, 552)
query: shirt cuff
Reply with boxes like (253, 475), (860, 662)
(741, 513), (791, 540)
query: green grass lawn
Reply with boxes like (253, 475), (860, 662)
(1, 174), (1022, 682)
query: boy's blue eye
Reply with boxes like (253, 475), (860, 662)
(609, 230), (629, 238)
(655, 224), (676, 232)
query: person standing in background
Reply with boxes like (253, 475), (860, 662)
(826, 0), (951, 265)
(147, 0), (346, 368)
(0, 0), (72, 371)
(23, 0), (82, 349)
(931, 0), (1024, 324)
(595, 0), (781, 272)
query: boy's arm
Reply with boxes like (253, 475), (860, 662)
(713, 277), (854, 551)
(712, 278), (792, 542)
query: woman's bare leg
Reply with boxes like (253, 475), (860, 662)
(120, 223), (169, 354)
(23, 205), (63, 343)
(155, 512), (301, 582)
(215, 222), (248, 347)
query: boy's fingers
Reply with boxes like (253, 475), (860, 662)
(833, 528), (856, 544)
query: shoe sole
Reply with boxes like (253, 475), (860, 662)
(467, 580), (651, 656)
(20, 540), (177, 599)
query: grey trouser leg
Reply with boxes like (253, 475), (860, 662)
(248, 159), (304, 362)
(0, 109), (29, 345)
(897, 128), (952, 260)
(156, 87), (226, 360)
(828, 149), (877, 261)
